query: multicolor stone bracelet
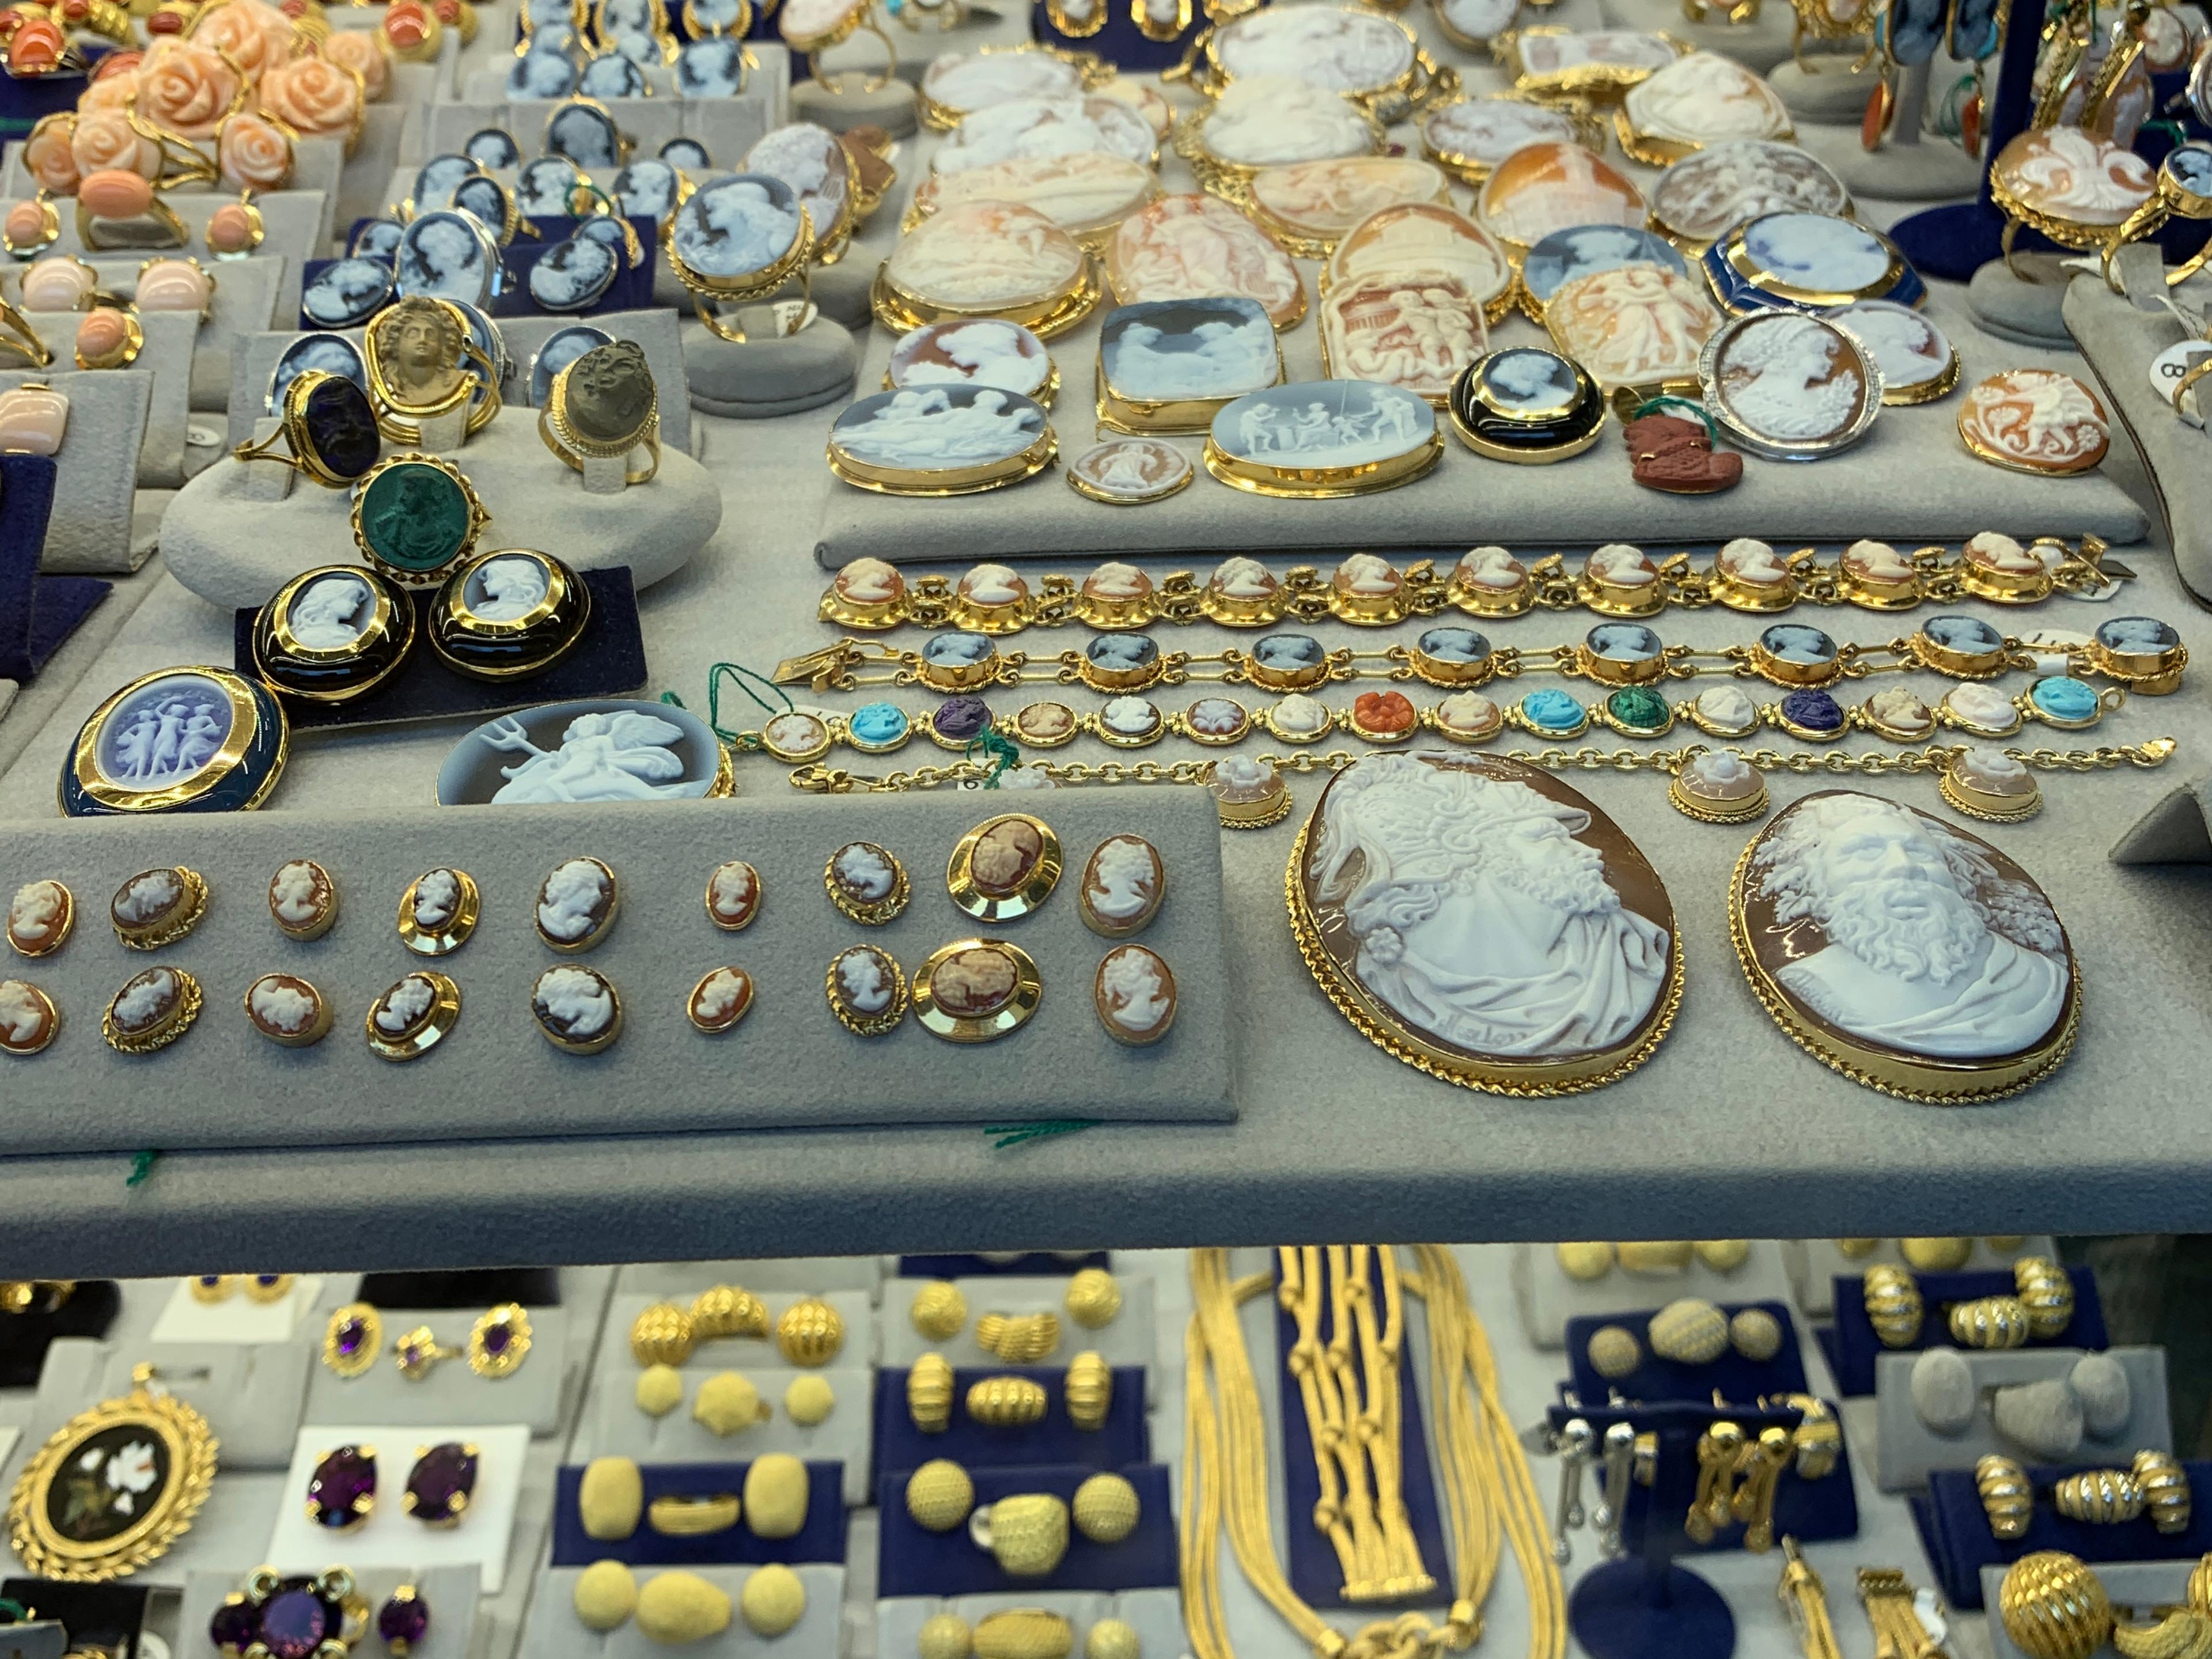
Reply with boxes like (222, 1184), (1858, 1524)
(815, 533), (2128, 634)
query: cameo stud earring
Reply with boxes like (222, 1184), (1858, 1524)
(825, 841), (909, 923)
(324, 1302), (382, 1378)
(397, 868), (479, 956)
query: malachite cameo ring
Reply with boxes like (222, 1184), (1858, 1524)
(350, 452), (492, 586)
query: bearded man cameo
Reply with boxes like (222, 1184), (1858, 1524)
(566, 340), (655, 444)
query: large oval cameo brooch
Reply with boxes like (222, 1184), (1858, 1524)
(1289, 751), (1680, 1093)
(63, 667), (288, 817)
(1729, 790), (2077, 1102)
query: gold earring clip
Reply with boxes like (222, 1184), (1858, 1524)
(1685, 1421), (1744, 1545)
(1729, 1426), (1794, 1554)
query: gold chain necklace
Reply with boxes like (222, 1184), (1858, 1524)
(1184, 1247), (1566, 1659)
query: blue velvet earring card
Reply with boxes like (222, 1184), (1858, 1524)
(0, 453), (107, 684)
(1274, 1255), (1448, 1608)
(874, 1463), (1177, 1599)
(1562, 1301), (1808, 1403)
(1914, 1460), (2210, 1609)
(872, 1366), (1149, 1486)
(1822, 1267), (2104, 1396)
(1545, 1401), (1859, 1556)
(549, 1460), (847, 1568)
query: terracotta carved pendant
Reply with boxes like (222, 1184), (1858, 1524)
(1730, 790), (2078, 1101)
(1289, 751), (1680, 1093)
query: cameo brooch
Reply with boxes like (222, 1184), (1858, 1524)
(7, 1365), (217, 1576)
(1289, 751), (1680, 1094)
(252, 565), (415, 705)
(63, 667), (287, 817)
(427, 549), (592, 682)
(948, 814), (1062, 921)
(1730, 790), (2078, 1101)
(826, 842), (910, 923)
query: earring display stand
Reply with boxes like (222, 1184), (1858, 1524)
(877, 1590), (1185, 1659)
(13, 308), (199, 488)
(524, 1561), (846, 1659)
(30, 1333), (305, 1471)
(1782, 1238), (2058, 1316)
(876, 1273), (1158, 1376)
(265, 1422), (533, 1588)
(1791, 58), (1989, 199)
(1570, 1555), (1737, 1659)
(1888, 0), (2044, 281)
(299, 1312), (569, 1437)
(0, 453), (108, 684)
(1872, 1344), (2172, 1490)
(1511, 1242), (1791, 1350)
(145, 1274), (326, 1344)
(8, 188), (328, 322)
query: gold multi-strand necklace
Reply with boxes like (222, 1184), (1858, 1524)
(1184, 1247), (1567, 1659)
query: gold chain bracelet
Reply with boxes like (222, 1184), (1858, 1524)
(789, 738), (2177, 830)
(819, 535), (2126, 636)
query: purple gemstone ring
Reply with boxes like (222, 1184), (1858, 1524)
(393, 1325), (452, 1381)
(306, 1443), (377, 1530)
(323, 1302), (382, 1380)
(209, 1565), (369, 1659)
(378, 1585), (429, 1656)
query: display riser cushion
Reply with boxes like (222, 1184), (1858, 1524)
(550, 1460), (847, 1567)
(0, 1278), (116, 1388)
(2065, 263), (2212, 604)
(234, 308), (694, 456)
(870, 1365), (1149, 1486)
(164, 412), (719, 609)
(873, 1462), (1175, 1597)
(1564, 1300), (1808, 1403)
(789, 78), (919, 138)
(358, 1266), (564, 1308)
(1569, 1559), (1736, 1659)
(0, 453), (107, 683)
(1968, 257), (2077, 346)
(0, 791), (1235, 1154)
(877, 1586), (1184, 1659)
(287, 134), (346, 247)
(681, 317), (858, 416)
(1547, 1402), (1860, 1555)
(812, 261), (877, 329)
(29, 188), (326, 321)
(525, 1562), (842, 1659)
(0, 1579), (146, 1659)
(0, 369), (151, 574)
(2108, 773), (2212, 863)
(1597, 0), (1816, 71)
(1914, 1459), (2212, 1609)
(1275, 1255), (1446, 1607)
(1796, 117), (1988, 200)
(177, 1564), (480, 1659)
(14, 309), (194, 488)
(84, 1338), (310, 1469)
(1872, 1346), (2172, 1492)
(899, 1254), (1109, 1278)
(1823, 1266), (2104, 1395)
(233, 565), (646, 732)
(589, 1362), (876, 1508)
(1768, 59), (1881, 123)
(816, 288), (2149, 567)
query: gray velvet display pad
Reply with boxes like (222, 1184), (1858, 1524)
(876, 1272), (1158, 1376)
(1507, 1241), (1790, 1350)
(0, 368), (150, 574)
(1782, 1238), (2059, 1317)
(524, 1563), (845, 1659)
(0, 789), (1232, 1154)
(9, 309), (198, 488)
(812, 262), (878, 331)
(1983, 1562), (2194, 1659)
(789, 77), (921, 138)
(298, 1308), (571, 1438)
(425, 69), (793, 167)
(817, 281), (2149, 568)
(1971, 256), (2077, 346)
(341, 103), (419, 236)
(585, 1289), (876, 1503)
(227, 312), (693, 456)
(180, 1566), (482, 1659)
(2111, 772), (2212, 863)
(1872, 1345), (2171, 1491)
(16, 188), (326, 322)
(681, 316), (859, 419)
(33, 1334), (307, 1469)
(1768, 58), (1879, 123)
(1783, 115), (1988, 202)
(2065, 263), (2212, 602)
(0, 253), (288, 414)
(165, 410), (720, 608)
(878, 1589), (1185, 1659)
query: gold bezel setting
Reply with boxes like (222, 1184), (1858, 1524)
(7, 1372), (218, 1579)
(366, 972), (463, 1062)
(397, 868), (480, 957)
(912, 937), (1043, 1044)
(946, 813), (1064, 922)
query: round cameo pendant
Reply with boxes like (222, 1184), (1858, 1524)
(1730, 790), (2076, 1100)
(948, 813), (1062, 922)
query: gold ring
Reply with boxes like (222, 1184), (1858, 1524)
(393, 1326), (453, 1380)
(130, 111), (219, 190)
(2173, 353), (2212, 418)
(537, 345), (661, 483)
(0, 299), (54, 371)
(647, 1493), (740, 1535)
(908, 1352), (953, 1433)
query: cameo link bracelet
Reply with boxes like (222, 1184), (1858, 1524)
(816, 535), (2127, 634)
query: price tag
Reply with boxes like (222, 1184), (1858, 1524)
(2148, 338), (2212, 426)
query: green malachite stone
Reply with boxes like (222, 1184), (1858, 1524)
(360, 463), (471, 574)
(1607, 686), (1670, 731)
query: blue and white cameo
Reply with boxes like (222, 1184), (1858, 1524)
(300, 256), (393, 328)
(671, 173), (803, 279)
(528, 235), (620, 312)
(349, 217), (405, 259)
(661, 136), (713, 171)
(266, 332), (369, 412)
(612, 158), (682, 219)
(530, 323), (615, 406)
(547, 100), (625, 171)
(410, 152), (483, 213)
(464, 127), (522, 169)
(395, 210), (498, 306)
(676, 35), (749, 97)
(579, 50), (649, 99)
(1521, 225), (1685, 306)
(507, 44), (580, 99)
(517, 157), (588, 217)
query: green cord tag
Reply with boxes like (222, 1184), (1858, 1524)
(1628, 395), (1719, 446)
(986, 1119), (1100, 1148)
(665, 662), (794, 744)
(127, 1150), (159, 1187)
(965, 728), (1022, 787)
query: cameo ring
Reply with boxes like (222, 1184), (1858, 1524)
(538, 347), (661, 484)
(232, 371), (383, 488)
(2102, 141), (2212, 291)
